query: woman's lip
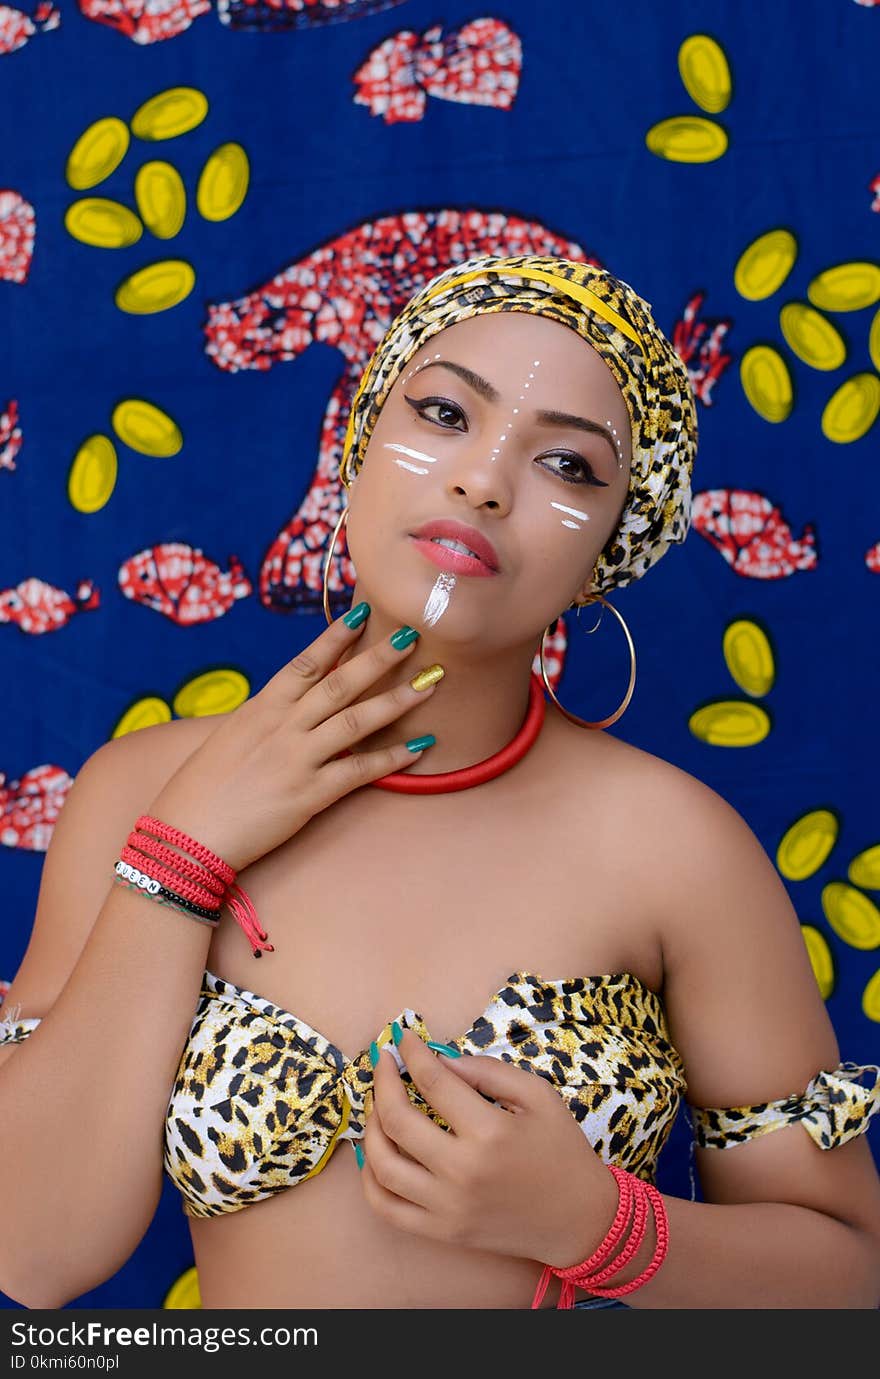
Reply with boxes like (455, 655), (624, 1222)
(409, 536), (500, 577)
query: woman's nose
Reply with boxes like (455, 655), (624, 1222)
(444, 436), (517, 510)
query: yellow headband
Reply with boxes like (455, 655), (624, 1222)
(422, 265), (644, 353)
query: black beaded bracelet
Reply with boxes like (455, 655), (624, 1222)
(113, 861), (221, 926)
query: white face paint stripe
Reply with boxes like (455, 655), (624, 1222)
(551, 500), (589, 520)
(384, 442), (440, 464)
(393, 460), (430, 475)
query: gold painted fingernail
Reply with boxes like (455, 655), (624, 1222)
(409, 663), (445, 692)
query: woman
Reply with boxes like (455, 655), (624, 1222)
(1, 255), (879, 1311)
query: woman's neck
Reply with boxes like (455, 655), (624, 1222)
(335, 605), (544, 776)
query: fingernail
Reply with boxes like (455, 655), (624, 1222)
(390, 625), (420, 650)
(406, 734), (436, 753)
(369, 1040), (379, 1068)
(343, 601), (370, 628)
(427, 1041), (461, 1058)
(409, 664), (444, 692)
(354, 1143), (365, 1170)
(391, 1020), (403, 1045)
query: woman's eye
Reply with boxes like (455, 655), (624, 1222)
(404, 395), (467, 431)
(539, 452), (610, 488)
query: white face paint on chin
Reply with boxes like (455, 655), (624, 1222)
(422, 571), (457, 627)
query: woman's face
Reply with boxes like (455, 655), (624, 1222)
(345, 310), (633, 656)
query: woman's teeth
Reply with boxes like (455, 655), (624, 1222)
(431, 537), (480, 558)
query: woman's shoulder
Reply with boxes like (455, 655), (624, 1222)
(554, 720), (768, 947)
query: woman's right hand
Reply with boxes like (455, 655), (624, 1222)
(144, 607), (442, 873)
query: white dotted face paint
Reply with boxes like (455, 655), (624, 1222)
(490, 360), (541, 457)
(604, 419), (626, 470)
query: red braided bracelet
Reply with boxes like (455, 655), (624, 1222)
(119, 844), (222, 911)
(586, 1181), (669, 1299)
(117, 816), (273, 958)
(530, 1167), (669, 1309)
(127, 829), (227, 900)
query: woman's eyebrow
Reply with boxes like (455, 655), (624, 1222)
(533, 408), (620, 457)
(412, 358), (499, 401)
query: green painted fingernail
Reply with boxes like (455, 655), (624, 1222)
(427, 1041), (461, 1058)
(406, 735), (436, 753)
(390, 625), (419, 650)
(391, 1020), (403, 1046)
(354, 1143), (365, 1170)
(369, 1040), (379, 1068)
(343, 601), (370, 628)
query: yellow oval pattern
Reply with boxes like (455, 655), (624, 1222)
(869, 307), (880, 374)
(740, 345), (793, 423)
(822, 882), (880, 951)
(734, 229), (797, 301)
(111, 698), (173, 739)
(197, 143), (250, 222)
(820, 373), (880, 444)
(778, 302), (846, 372)
(688, 701), (771, 747)
(645, 115), (728, 163)
(848, 845), (880, 891)
(722, 620), (775, 697)
(163, 1266), (201, 1310)
(801, 925), (835, 1000)
(111, 399), (183, 457)
(115, 260), (195, 315)
(807, 262), (880, 312)
(64, 198), (142, 249)
(135, 161), (186, 240)
(68, 434), (118, 514)
(862, 968), (880, 1023)
(678, 34), (732, 113)
(131, 87), (209, 142)
(173, 669), (250, 719)
(777, 809), (838, 882)
(66, 117), (130, 191)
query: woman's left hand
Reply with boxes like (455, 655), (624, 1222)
(360, 1028), (618, 1267)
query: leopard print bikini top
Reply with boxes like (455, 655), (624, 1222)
(3, 970), (878, 1220)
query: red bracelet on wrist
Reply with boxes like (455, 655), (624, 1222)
(530, 1166), (669, 1310)
(119, 816), (274, 958)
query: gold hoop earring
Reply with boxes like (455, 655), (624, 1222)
(539, 597), (636, 729)
(322, 504), (350, 626)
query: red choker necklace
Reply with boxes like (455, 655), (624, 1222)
(339, 672), (546, 795)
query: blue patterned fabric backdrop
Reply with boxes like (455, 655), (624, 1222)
(1, 0), (879, 1309)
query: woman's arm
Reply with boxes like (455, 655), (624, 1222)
(597, 775), (880, 1308)
(0, 719), (215, 1308)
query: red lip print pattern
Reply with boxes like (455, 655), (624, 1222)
(353, 17), (522, 125)
(77, 0), (209, 43)
(0, 399), (22, 472)
(118, 543), (252, 624)
(672, 291), (733, 406)
(0, 578), (100, 633)
(0, 764), (73, 852)
(0, 1), (59, 53)
(692, 490), (818, 578)
(0, 191), (34, 284)
(866, 541), (880, 572)
(203, 209), (599, 615)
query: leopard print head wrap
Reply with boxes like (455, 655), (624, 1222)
(340, 254), (698, 596)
